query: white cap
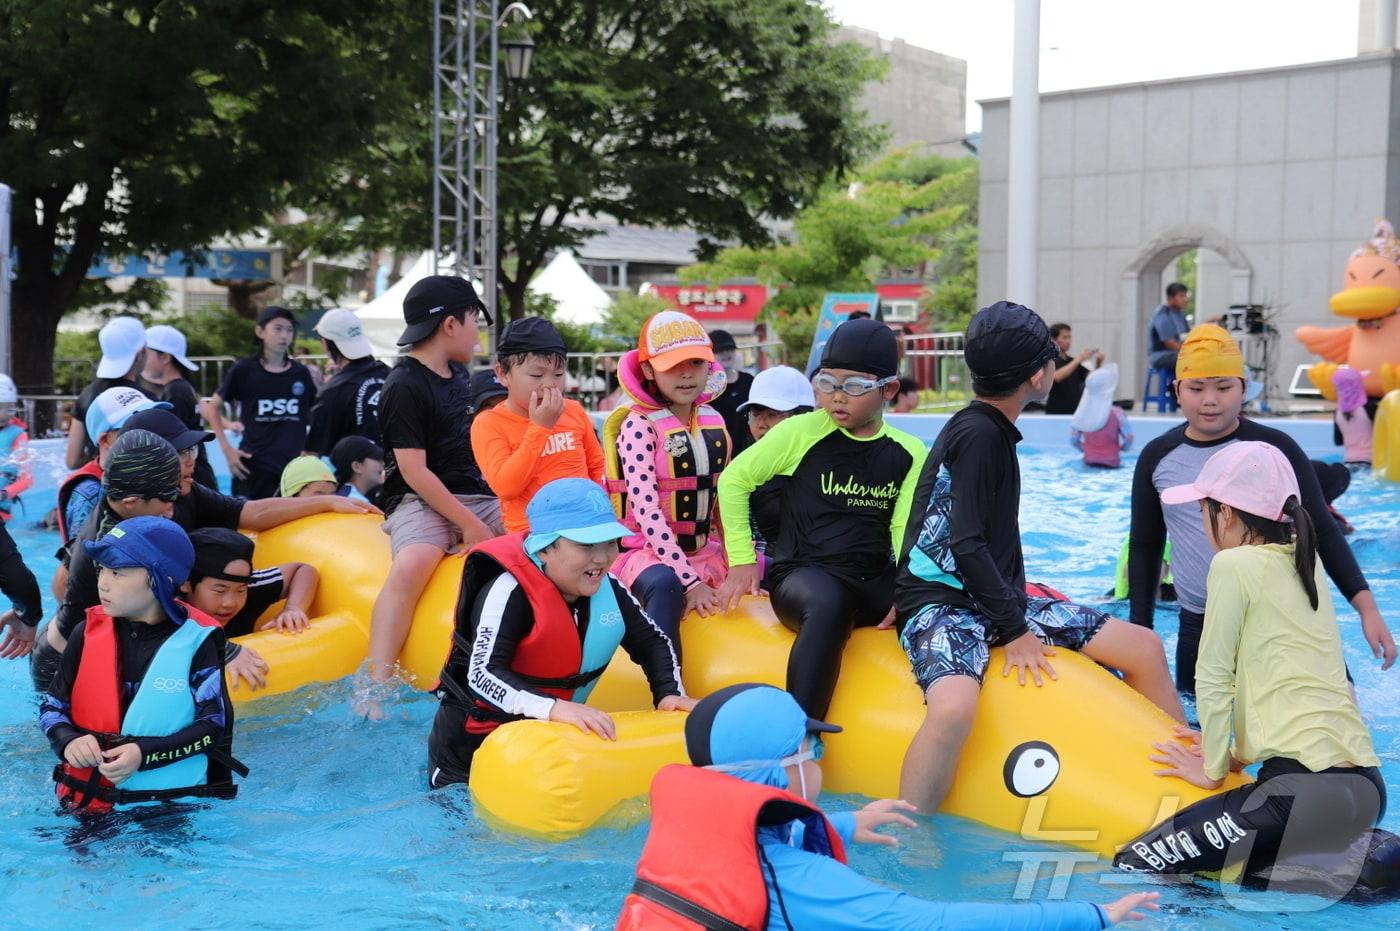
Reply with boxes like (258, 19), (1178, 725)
(84, 386), (170, 440)
(144, 324), (200, 372)
(0, 375), (17, 404)
(737, 365), (816, 413)
(314, 308), (374, 360)
(95, 317), (148, 379)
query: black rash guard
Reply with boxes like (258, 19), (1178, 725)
(0, 520), (43, 626)
(895, 402), (1029, 640)
(40, 616), (234, 778)
(446, 573), (683, 723)
(1128, 418), (1369, 628)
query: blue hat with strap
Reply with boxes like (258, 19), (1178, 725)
(84, 516), (195, 624)
(684, 683), (841, 789)
(523, 477), (630, 556)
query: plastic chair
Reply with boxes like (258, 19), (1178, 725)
(1141, 367), (1177, 413)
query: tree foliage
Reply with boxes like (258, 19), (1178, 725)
(0, 0), (421, 400)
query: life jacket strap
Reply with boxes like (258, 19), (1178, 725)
(52, 764), (239, 806)
(630, 878), (749, 931)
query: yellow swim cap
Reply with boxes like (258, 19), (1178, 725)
(1175, 324), (1244, 380)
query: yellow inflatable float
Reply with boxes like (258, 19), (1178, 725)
(1375, 389), (1400, 483)
(233, 512), (1248, 860)
(470, 600), (1249, 858)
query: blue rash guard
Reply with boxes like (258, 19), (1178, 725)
(761, 815), (1109, 930)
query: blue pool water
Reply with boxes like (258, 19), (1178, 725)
(1, 437), (1397, 928)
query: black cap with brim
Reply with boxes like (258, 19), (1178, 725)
(123, 408), (215, 452)
(468, 369), (509, 407)
(398, 275), (490, 347)
(496, 316), (566, 358)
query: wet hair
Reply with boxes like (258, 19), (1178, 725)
(1204, 495), (1318, 610)
(1165, 282), (1189, 299)
(1049, 323), (1071, 339)
(498, 350), (567, 373)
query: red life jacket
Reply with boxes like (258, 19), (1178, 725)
(1025, 581), (1068, 602)
(615, 765), (847, 931)
(56, 459), (104, 542)
(54, 602), (227, 813)
(441, 533), (609, 736)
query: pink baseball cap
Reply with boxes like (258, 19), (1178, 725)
(1160, 441), (1300, 522)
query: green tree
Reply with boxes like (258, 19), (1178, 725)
(491, 0), (884, 321)
(0, 1), (421, 403)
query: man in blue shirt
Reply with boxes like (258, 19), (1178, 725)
(1146, 282), (1191, 371)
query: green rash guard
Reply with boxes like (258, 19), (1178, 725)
(719, 410), (927, 584)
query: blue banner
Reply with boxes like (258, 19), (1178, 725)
(85, 249), (276, 279)
(804, 292), (879, 375)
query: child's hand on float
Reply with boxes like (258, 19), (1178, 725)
(853, 799), (918, 846)
(98, 743), (142, 784)
(227, 646), (270, 692)
(717, 564), (761, 612)
(1001, 632), (1057, 686)
(63, 734), (103, 768)
(1150, 739), (1222, 789)
(1171, 725), (1202, 750)
(657, 694), (696, 713)
(685, 583), (721, 618)
(549, 699), (617, 740)
(1104, 892), (1160, 925)
(876, 606), (897, 630)
(263, 608), (310, 634)
(324, 496), (383, 517)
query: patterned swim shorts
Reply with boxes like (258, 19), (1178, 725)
(900, 596), (1109, 692)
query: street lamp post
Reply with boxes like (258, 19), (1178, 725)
(432, 1), (533, 334)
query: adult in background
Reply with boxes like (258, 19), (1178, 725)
(140, 324), (216, 489)
(1045, 323), (1103, 415)
(65, 316), (152, 469)
(1147, 282), (1191, 373)
(706, 329), (755, 455)
(305, 308), (390, 455)
(204, 306), (318, 499)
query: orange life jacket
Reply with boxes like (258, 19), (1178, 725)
(615, 764), (847, 931)
(56, 459), (103, 542)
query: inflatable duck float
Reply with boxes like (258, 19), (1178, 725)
(1299, 220), (1400, 400)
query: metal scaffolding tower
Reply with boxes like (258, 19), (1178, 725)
(433, 0), (500, 316)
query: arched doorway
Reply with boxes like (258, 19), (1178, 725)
(1118, 225), (1253, 395)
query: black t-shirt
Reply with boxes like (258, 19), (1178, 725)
(222, 566), (287, 638)
(217, 357), (317, 470)
(708, 370), (755, 456)
(173, 482), (246, 533)
(73, 377), (156, 459)
(304, 357), (391, 455)
(378, 357), (489, 515)
(1044, 355), (1089, 415)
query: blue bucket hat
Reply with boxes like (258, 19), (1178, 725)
(523, 478), (630, 556)
(84, 516), (196, 624)
(684, 683), (841, 789)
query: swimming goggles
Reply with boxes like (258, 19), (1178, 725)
(812, 373), (897, 397)
(704, 734), (825, 774)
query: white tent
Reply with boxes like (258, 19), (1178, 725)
(355, 251), (435, 359)
(528, 250), (611, 326)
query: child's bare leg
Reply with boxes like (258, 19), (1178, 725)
(368, 543), (444, 682)
(899, 675), (981, 814)
(1081, 619), (1186, 722)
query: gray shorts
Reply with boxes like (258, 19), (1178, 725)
(382, 493), (504, 556)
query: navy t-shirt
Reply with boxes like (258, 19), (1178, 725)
(218, 357), (317, 473)
(378, 357), (490, 515)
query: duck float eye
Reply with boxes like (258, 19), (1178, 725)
(1003, 741), (1060, 798)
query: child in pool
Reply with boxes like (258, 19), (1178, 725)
(1116, 442), (1386, 881)
(1069, 363), (1132, 468)
(1331, 366), (1372, 468)
(603, 312), (731, 654)
(184, 527), (319, 693)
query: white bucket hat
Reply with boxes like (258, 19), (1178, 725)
(1070, 363), (1119, 433)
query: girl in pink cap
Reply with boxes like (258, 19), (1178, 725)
(602, 312), (731, 657)
(1115, 441), (1386, 887)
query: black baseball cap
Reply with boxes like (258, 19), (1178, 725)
(330, 435), (385, 483)
(496, 316), (566, 359)
(188, 527), (255, 583)
(468, 369), (509, 409)
(819, 318), (898, 379)
(709, 329), (738, 353)
(964, 301), (1057, 391)
(398, 275), (490, 347)
(123, 408), (214, 452)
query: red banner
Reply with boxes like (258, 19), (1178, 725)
(648, 283), (769, 322)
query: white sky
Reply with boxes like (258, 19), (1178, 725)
(824, 0), (1364, 132)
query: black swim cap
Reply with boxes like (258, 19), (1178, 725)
(819, 318), (898, 379)
(964, 301), (1057, 393)
(103, 429), (181, 502)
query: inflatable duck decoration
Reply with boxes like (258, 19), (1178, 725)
(1299, 220), (1400, 400)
